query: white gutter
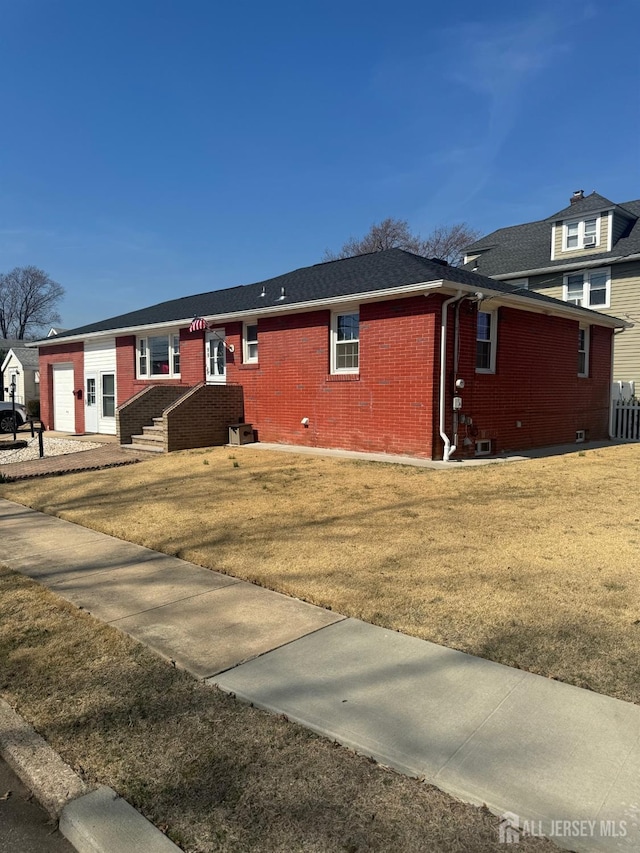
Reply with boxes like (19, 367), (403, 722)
(439, 291), (463, 461)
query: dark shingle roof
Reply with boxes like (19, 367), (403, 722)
(547, 192), (618, 220)
(464, 197), (640, 277)
(44, 249), (622, 343)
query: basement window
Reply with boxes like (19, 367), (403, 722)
(475, 439), (492, 456)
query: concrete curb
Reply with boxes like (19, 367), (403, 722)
(0, 698), (87, 817)
(0, 699), (181, 852)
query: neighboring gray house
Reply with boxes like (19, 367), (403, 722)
(463, 190), (640, 391)
(0, 345), (40, 405)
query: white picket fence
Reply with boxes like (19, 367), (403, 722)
(612, 400), (640, 440)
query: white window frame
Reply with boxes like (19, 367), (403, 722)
(562, 267), (610, 309)
(137, 330), (181, 379)
(476, 310), (497, 374)
(206, 329), (227, 383)
(331, 309), (360, 374)
(578, 325), (590, 378)
(562, 216), (600, 251)
(101, 372), (116, 419)
(243, 321), (259, 364)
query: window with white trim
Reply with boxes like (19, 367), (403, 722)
(243, 322), (258, 363)
(102, 373), (116, 417)
(563, 268), (610, 309)
(331, 311), (359, 373)
(137, 332), (181, 378)
(476, 311), (497, 372)
(563, 217), (599, 251)
(578, 326), (589, 377)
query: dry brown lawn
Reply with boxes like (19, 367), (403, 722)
(0, 568), (553, 853)
(2, 443), (640, 703)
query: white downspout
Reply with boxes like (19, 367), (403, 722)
(439, 291), (463, 461)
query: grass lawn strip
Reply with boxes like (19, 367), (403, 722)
(2, 443), (639, 704)
(0, 568), (553, 853)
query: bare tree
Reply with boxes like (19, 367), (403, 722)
(0, 266), (64, 339)
(323, 218), (480, 266)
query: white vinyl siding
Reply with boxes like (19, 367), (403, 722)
(84, 337), (117, 434)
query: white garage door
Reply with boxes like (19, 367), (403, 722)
(53, 364), (75, 433)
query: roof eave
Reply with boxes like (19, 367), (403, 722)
(439, 279), (626, 328)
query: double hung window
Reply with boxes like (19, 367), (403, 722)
(578, 326), (589, 377)
(476, 311), (497, 372)
(332, 312), (359, 373)
(563, 217), (599, 251)
(563, 268), (610, 309)
(243, 322), (258, 363)
(137, 333), (181, 378)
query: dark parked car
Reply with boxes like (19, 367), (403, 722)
(0, 401), (28, 433)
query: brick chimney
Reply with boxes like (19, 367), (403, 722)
(570, 190), (585, 204)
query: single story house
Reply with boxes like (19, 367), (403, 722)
(1, 345), (40, 406)
(35, 249), (625, 459)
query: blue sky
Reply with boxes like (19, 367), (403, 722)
(1, 0), (638, 330)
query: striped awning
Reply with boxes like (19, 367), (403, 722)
(189, 317), (209, 333)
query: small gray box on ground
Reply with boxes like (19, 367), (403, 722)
(228, 423), (254, 445)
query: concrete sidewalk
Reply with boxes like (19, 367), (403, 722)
(1, 497), (639, 853)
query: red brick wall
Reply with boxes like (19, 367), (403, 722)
(41, 297), (614, 457)
(227, 297), (440, 458)
(445, 304), (613, 457)
(165, 383), (245, 451)
(116, 331), (205, 403)
(39, 342), (85, 432)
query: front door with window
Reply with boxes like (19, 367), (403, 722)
(206, 330), (226, 383)
(85, 375), (98, 432)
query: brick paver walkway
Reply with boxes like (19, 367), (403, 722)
(0, 445), (153, 481)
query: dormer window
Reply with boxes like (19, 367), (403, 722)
(563, 217), (599, 251)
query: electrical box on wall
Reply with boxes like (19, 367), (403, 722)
(453, 396), (462, 410)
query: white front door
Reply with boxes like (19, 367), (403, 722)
(85, 374), (98, 432)
(53, 364), (75, 432)
(206, 330), (226, 383)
